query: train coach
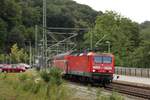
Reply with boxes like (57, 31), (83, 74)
(52, 51), (115, 85)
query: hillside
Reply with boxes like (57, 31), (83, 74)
(0, 0), (99, 53)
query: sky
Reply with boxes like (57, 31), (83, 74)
(73, 0), (150, 23)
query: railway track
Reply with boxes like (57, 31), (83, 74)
(105, 82), (150, 99)
(64, 77), (150, 99)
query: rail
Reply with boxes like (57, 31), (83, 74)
(65, 77), (150, 99)
(105, 82), (150, 99)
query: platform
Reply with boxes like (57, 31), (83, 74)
(113, 74), (150, 87)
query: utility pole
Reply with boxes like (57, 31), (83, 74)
(35, 25), (38, 67)
(90, 32), (93, 50)
(35, 25), (38, 55)
(45, 30), (47, 68)
(106, 41), (111, 53)
(29, 41), (32, 67)
(43, 0), (47, 69)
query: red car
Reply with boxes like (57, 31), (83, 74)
(1, 64), (26, 73)
(52, 51), (115, 85)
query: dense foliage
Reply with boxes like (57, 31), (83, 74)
(0, 0), (98, 53)
(84, 11), (150, 68)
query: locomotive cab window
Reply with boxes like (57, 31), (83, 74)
(103, 56), (112, 63)
(94, 56), (112, 63)
(94, 56), (102, 63)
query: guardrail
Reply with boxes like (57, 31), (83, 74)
(115, 67), (150, 78)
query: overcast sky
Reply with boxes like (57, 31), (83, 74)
(73, 0), (150, 23)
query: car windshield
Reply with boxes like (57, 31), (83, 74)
(94, 56), (112, 63)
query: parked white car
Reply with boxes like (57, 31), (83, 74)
(18, 63), (31, 69)
(0, 65), (3, 72)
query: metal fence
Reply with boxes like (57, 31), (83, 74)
(115, 67), (150, 78)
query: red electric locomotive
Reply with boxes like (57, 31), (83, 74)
(52, 51), (114, 84)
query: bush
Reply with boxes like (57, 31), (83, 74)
(20, 80), (41, 94)
(22, 81), (34, 92)
(18, 74), (28, 82)
(18, 74), (41, 94)
(40, 67), (63, 97)
(36, 66), (41, 71)
(40, 67), (63, 85)
(40, 71), (50, 83)
(0, 73), (7, 79)
(49, 67), (63, 85)
(31, 83), (41, 94)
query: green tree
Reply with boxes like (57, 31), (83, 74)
(0, 0), (99, 53)
(6, 26), (25, 52)
(128, 41), (150, 68)
(84, 11), (140, 66)
(140, 21), (150, 42)
(0, 18), (7, 52)
(0, 0), (21, 30)
(128, 21), (150, 68)
(0, 54), (5, 63)
(10, 43), (28, 63)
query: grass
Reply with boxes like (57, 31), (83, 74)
(0, 69), (124, 100)
(0, 69), (72, 100)
(96, 88), (124, 100)
(0, 72), (42, 100)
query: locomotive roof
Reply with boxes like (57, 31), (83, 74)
(53, 51), (72, 59)
(53, 51), (114, 59)
(96, 53), (114, 56)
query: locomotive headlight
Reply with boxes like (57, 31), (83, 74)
(104, 66), (112, 70)
(92, 69), (96, 72)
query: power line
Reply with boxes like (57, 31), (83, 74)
(47, 27), (89, 31)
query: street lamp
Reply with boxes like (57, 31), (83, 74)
(106, 41), (110, 53)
